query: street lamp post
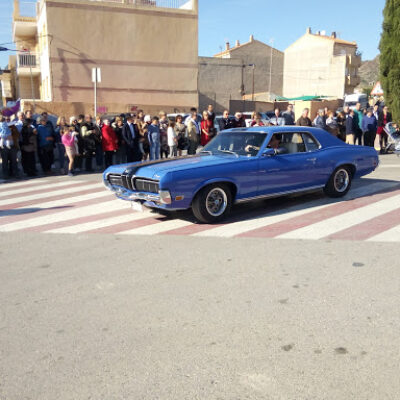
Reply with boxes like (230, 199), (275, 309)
(269, 38), (274, 100)
(250, 64), (255, 101)
(92, 67), (101, 117)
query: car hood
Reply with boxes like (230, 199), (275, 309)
(104, 155), (243, 180)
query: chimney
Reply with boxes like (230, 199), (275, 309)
(306, 27), (312, 34)
(225, 42), (230, 51)
(235, 40), (240, 47)
(13, 0), (20, 18)
(331, 32), (337, 39)
(249, 34), (254, 42)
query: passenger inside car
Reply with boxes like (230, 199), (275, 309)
(245, 133), (287, 155)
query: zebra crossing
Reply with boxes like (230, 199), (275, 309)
(0, 176), (399, 242)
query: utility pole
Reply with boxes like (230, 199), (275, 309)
(92, 67), (101, 116)
(250, 64), (255, 101)
(269, 38), (274, 101)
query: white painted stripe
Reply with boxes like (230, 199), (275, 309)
(118, 219), (193, 235)
(0, 180), (86, 198)
(0, 198), (129, 232)
(33, 191), (111, 209)
(278, 194), (400, 240)
(193, 181), (399, 238)
(45, 211), (152, 234)
(0, 182), (102, 206)
(367, 224), (400, 242)
(378, 165), (400, 168)
(0, 178), (50, 190)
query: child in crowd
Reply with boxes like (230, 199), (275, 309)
(61, 125), (77, 176)
(167, 120), (177, 157)
(0, 116), (14, 149)
(148, 116), (160, 161)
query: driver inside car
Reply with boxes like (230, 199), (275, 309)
(245, 133), (288, 155)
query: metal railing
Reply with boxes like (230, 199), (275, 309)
(17, 53), (39, 68)
(89, 0), (192, 9)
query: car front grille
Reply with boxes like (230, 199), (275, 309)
(133, 178), (160, 194)
(108, 174), (124, 187)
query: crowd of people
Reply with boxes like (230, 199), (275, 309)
(218, 102), (393, 154)
(0, 101), (393, 180)
(289, 102), (392, 152)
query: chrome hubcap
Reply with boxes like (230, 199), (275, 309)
(206, 188), (227, 217)
(334, 169), (349, 192)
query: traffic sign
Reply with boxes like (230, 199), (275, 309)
(371, 81), (384, 96)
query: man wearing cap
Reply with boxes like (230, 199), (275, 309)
(122, 113), (141, 162)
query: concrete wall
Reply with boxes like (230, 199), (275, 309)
(41, 0), (198, 111)
(21, 100), (193, 117)
(283, 34), (350, 99)
(198, 57), (243, 113)
(293, 99), (344, 121)
(199, 40), (284, 113)
(229, 40), (284, 97)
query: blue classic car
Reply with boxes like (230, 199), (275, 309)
(103, 127), (379, 223)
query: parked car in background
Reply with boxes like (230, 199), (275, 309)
(241, 112), (270, 127)
(103, 126), (379, 223)
(263, 111), (276, 119)
(167, 113), (201, 123)
(344, 93), (368, 110)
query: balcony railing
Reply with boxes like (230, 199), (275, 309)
(346, 75), (361, 87)
(347, 54), (361, 68)
(17, 53), (39, 68)
(89, 0), (193, 9)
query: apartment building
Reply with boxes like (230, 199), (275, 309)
(283, 28), (361, 99)
(4, 0), (198, 114)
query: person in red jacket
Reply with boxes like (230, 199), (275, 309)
(102, 119), (118, 168)
(201, 110), (213, 147)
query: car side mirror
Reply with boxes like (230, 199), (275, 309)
(262, 148), (276, 157)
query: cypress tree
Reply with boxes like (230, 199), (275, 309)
(379, 0), (400, 120)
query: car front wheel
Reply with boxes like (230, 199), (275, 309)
(192, 184), (232, 223)
(324, 166), (352, 197)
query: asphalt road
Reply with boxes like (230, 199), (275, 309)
(0, 154), (399, 400)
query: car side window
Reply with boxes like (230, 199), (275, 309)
(279, 133), (306, 154)
(302, 133), (320, 152)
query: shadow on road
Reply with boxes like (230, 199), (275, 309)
(0, 206), (71, 218)
(158, 177), (400, 225)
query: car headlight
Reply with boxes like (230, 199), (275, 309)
(159, 190), (172, 204)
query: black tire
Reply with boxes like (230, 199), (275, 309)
(192, 184), (233, 223)
(324, 166), (352, 198)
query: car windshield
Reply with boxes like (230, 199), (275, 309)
(203, 131), (268, 157)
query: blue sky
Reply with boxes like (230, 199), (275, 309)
(1, 0), (385, 68)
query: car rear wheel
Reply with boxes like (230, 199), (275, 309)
(324, 166), (352, 197)
(192, 184), (232, 223)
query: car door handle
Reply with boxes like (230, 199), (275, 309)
(307, 158), (317, 162)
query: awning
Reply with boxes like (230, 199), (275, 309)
(275, 95), (328, 101)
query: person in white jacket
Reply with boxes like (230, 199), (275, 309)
(167, 120), (178, 157)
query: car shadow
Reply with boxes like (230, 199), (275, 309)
(160, 177), (400, 225)
(0, 206), (71, 218)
